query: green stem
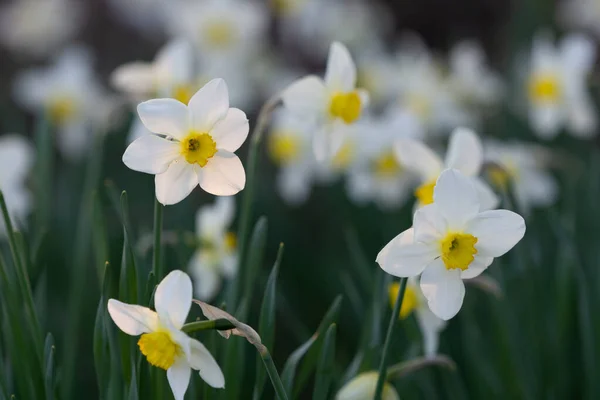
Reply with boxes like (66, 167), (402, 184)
(258, 347), (289, 400)
(152, 198), (163, 279)
(34, 116), (52, 234)
(374, 277), (407, 400)
(181, 319), (235, 333)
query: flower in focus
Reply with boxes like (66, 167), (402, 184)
(122, 78), (248, 205)
(526, 33), (597, 138)
(13, 46), (118, 160)
(0, 134), (33, 236)
(335, 371), (399, 400)
(485, 140), (558, 214)
(282, 41), (369, 161)
(189, 197), (238, 300)
(108, 270), (224, 400)
(388, 278), (446, 357)
(0, 0), (83, 58)
(395, 127), (499, 210)
(376, 169), (525, 320)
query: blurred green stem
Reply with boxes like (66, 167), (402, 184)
(181, 319), (235, 333)
(152, 198), (163, 279)
(258, 346), (289, 400)
(34, 116), (52, 233)
(374, 277), (407, 400)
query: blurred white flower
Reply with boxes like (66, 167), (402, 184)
(122, 78), (248, 205)
(395, 127), (499, 210)
(356, 48), (401, 110)
(485, 140), (558, 214)
(108, 270), (224, 400)
(0, 0), (83, 58)
(377, 169), (526, 320)
(13, 46), (119, 160)
(526, 33), (597, 138)
(335, 371), (399, 400)
(0, 134), (33, 236)
(557, 0), (600, 39)
(282, 41), (369, 161)
(189, 197), (238, 300)
(388, 277), (446, 357)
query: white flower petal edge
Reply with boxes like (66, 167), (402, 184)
(376, 228), (437, 277)
(466, 210), (526, 258)
(122, 135), (180, 174)
(420, 258), (465, 321)
(444, 127), (482, 177)
(281, 75), (328, 116)
(395, 138), (442, 182)
(137, 98), (189, 139)
(433, 169), (480, 230)
(188, 339), (225, 388)
(324, 41), (356, 92)
(167, 358), (192, 400)
(210, 108), (249, 152)
(188, 78), (230, 132)
(197, 151), (246, 196)
(155, 160), (199, 205)
(107, 300), (159, 335)
(155, 270), (193, 329)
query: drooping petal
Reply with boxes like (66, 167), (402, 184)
(420, 258), (465, 320)
(137, 98), (189, 139)
(376, 228), (438, 278)
(413, 204), (447, 243)
(198, 151), (245, 196)
(444, 127), (482, 176)
(460, 256), (493, 279)
(473, 178), (500, 211)
(187, 338), (225, 388)
(107, 299), (159, 336)
(394, 139), (443, 182)
(281, 75), (328, 117)
(433, 169), (479, 230)
(167, 357), (191, 400)
(324, 41), (356, 92)
(155, 159), (199, 205)
(466, 210), (526, 258)
(122, 135), (180, 174)
(188, 78), (229, 132)
(210, 108), (249, 152)
(154, 270), (193, 330)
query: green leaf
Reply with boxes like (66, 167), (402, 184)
(312, 324), (336, 400)
(92, 190), (109, 283)
(128, 364), (139, 400)
(93, 295), (107, 399)
(43, 333), (55, 400)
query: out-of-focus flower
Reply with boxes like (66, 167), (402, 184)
(0, 0), (83, 58)
(13, 46), (119, 160)
(356, 48), (401, 110)
(189, 197), (238, 300)
(282, 41), (369, 161)
(0, 134), (33, 236)
(376, 169), (525, 320)
(122, 79), (248, 205)
(557, 0), (600, 39)
(526, 33), (597, 138)
(485, 140), (558, 214)
(108, 270), (224, 400)
(395, 127), (499, 210)
(106, 0), (166, 38)
(335, 371), (399, 400)
(389, 278), (446, 357)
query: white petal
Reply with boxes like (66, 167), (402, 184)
(420, 259), (465, 320)
(0, 134), (34, 184)
(167, 357), (191, 400)
(122, 135), (180, 174)
(107, 299), (159, 336)
(155, 159), (199, 205)
(433, 169), (479, 230)
(137, 99), (189, 139)
(376, 228), (437, 278)
(413, 204), (447, 243)
(444, 127), (482, 176)
(460, 256), (493, 279)
(190, 252), (222, 301)
(187, 338), (225, 388)
(198, 151), (245, 196)
(188, 78), (229, 132)
(567, 95), (597, 138)
(281, 75), (328, 116)
(110, 62), (155, 95)
(529, 104), (562, 139)
(466, 210), (526, 258)
(394, 139), (442, 182)
(313, 123), (345, 163)
(324, 41), (356, 92)
(415, 306), (446, 357)
(210, 108), (249, 152)
(154, 270), (193, 329)
(473, 178), (499, 211)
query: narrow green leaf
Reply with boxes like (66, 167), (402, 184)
(152, 197), (163, 279)
(93, 295), (107, 399)
(128, 364), (139, 400)
(43, 333), (55, 400)
(33, 115), (52, 233)
(92, 190), (109, 283)
(312, 324), (336, 400)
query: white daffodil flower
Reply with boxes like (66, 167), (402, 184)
(13, 46), (119, 160)
(395, 127), (499, 210)
(0, 134), (33, 236)
(267, 110), (316, 205)
(526, 33), (597, 138)
(335, 371), (399, 400)
(389, 277), (446, 357)
(377, 169), (526, 320)
(122, 78), (248, 205)
(108, 270), (224, 400)
(189, 197), (238, 300)
(282, 41), (369, 161)
(0, 0), (83, 58)
(485, 140), (558, 214)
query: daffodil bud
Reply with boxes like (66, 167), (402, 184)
(335, 372), (399, 400)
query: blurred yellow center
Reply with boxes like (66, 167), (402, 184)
(406, 93), (431, 118)
(138, 331), (182, 370)
(440, 232), (478, 270)
(269, 133), (301, 164)
(528, 74), (560, 103)
(172, 84), (194, 105)
(180, 132), (217, 167)
(414, 180), (436, 205)
(374, 152), (401, 178)
(389, 282), (418, 319)
(204, 21), (234, 47)
(332, 141), (355, 170)
(224, 231), (237, 251)
(329, 91), (362, 124)
(270, 0), (301, 14)
(47, 97), (76, 124)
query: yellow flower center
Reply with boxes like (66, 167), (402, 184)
(180, 132), (217, 167)
(329, 91), (362, 124)
(224, 231), (237, 252)
(414, 180), (436, 205)
(270, 0), (301, 14)
(406, 93), (431, 118)
(203, 21), (235, 48)
(440, 232), (478, 271)
(373, 151), (402, 178)
(332, 141), (355, 170)
(528, 74), (561, 103)
(172, 84), (195, 105)
(389, 282), (418, 319)
(268, 132), (301, 164)
(47, 97), (76, 124)
(138, 331), (182, 370)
